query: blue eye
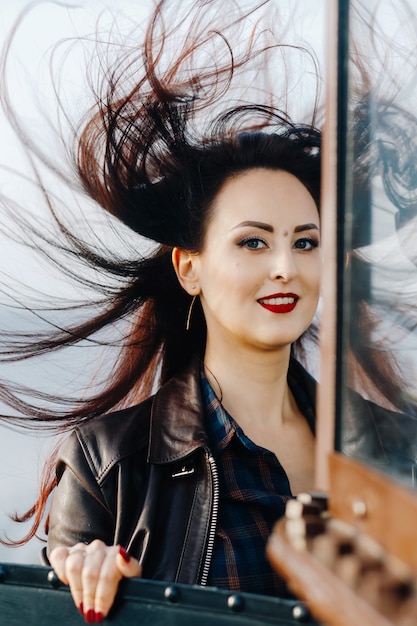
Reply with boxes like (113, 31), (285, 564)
(294, 237), (319, 250)
(238, 237), (267, 250)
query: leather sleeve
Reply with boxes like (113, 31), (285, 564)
(46, 430), (116, 558)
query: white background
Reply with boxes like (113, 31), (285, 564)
(0, 0), (326, 564)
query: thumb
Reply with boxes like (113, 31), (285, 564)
(116, 546), (142, 578)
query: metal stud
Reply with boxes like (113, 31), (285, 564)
(47, 569), (61, 589)
(292, 603), (311, 622)
(227, 593), (244, 612)
(164, 585), (180, 603)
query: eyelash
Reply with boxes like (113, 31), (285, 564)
(237, 236), (268, 249)
(294, 237), (320, 251)
(237, 236), (320, 251)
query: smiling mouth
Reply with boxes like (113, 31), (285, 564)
(258, 295), (299, 313)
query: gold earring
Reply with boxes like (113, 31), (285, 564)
(186, 295), (197, 331)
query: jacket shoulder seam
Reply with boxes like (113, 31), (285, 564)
(75, 400), (152, 483)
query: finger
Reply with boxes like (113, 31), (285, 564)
(81, 543), (107, 622)
(93, 548), (124, 620)
(49, 545), (71, 585)
(65, 545), (90, 615)
(116, 546), (142, 578)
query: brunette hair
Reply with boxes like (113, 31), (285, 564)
(0, 0), (321, 545)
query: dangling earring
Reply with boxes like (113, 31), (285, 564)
(186, 294), (197, 331)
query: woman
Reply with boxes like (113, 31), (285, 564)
(0, 1), (322, 623)
(47, 150), (321, 622)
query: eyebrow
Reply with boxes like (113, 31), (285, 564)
(232, 221), (319, 233)
(232, 221), (274, 232)
(294, 223), (319, 233)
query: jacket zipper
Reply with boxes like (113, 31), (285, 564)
(200, 453), (219, 586)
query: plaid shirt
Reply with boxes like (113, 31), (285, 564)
(201, 360), (315, 597)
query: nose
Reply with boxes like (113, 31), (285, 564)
(269, 247), (298, 282)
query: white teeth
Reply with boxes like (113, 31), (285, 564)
(260, 297), (296, 305)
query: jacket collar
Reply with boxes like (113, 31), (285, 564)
(148, 356), (317, 464)
(148, 357), (209, 464)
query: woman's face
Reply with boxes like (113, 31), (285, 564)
(183, 168), (321, 354)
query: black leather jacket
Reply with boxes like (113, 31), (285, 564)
(46, 353), (417, 585)
(46, 357), (317, 585)
(47, 360), (217, 584)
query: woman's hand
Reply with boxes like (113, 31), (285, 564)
(49, 539), (142, 624)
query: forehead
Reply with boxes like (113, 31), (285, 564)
(209, 168), (319, 227)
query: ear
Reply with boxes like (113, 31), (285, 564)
(172, 248), (200, 295)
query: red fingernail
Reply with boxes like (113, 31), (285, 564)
(85, 609), (95, 624)
(119, 546), (131, 563)
(79, 602), (84, 616)
(95, 612), (104, 623)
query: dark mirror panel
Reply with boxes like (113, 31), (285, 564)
(339, 0), (417, 486)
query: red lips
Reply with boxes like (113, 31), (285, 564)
(258, 293), (299, 314)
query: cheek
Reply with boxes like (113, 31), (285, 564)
(302, 257), (322, 296)
(200, 262), (259, 310)
(312, 258), (322, 287)
(231, 264), (265, 299)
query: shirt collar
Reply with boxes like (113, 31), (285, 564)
(201, 368), (271, 455)
(201, 358), (316, 455)
(200, 370), (235, 454)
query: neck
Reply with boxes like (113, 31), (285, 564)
(203, 341), (294, 429)
(202, 340), (315, 494)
